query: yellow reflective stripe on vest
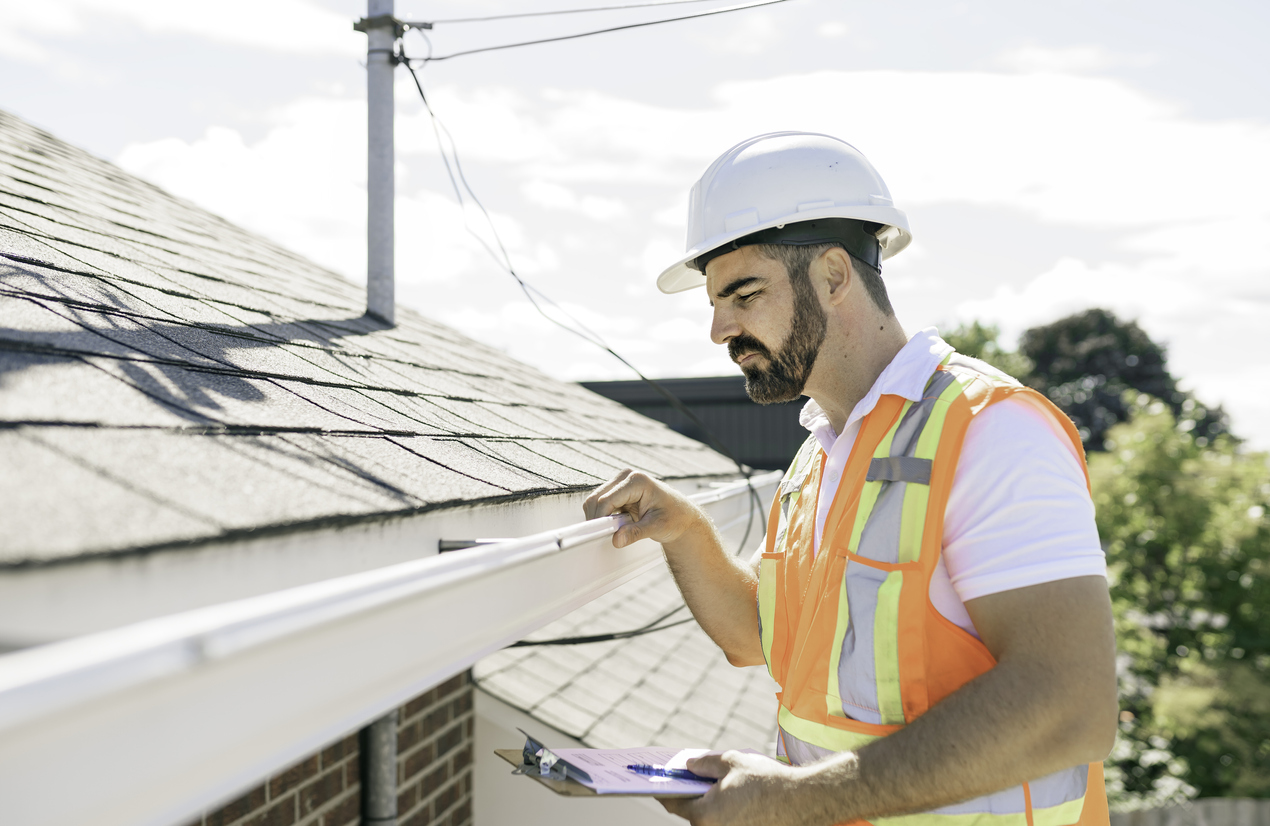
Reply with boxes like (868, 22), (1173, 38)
(778, 705), (883, 753)
(830, 374), (966, 726)
(874, 810), (1028, 826)
(848, 402), (910, 553)
(766, 359), (1096, 826)
(898, 372), (966, 562)
(874, 569), (906, 724)
(826, 571), (851, 720)
(1034, 797), (1088, 826)
(758, 555), (777, 669)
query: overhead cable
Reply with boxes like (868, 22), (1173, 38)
(408, 0), (792, 62)
(429, 0), (729, 25)
(400, 47), (767, 565)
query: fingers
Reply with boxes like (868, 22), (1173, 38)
(583, 468), (636, 520)
(685, 752), (733, 779)
(584, 470), (704, 548)
(659, 797), (695, 819)
(612, 517), (647, 549)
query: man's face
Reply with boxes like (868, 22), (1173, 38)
(705, 246), (828, 404)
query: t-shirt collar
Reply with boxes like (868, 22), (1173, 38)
(799, 327), (953, 450)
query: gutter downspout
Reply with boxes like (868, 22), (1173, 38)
(361, 710), (398, 826)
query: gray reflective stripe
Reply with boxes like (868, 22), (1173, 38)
(854, 369), (956, 566)
(857, 475), (907, 564)
(866, 456), (933, 484)
(777, 725), (835, 765)
(780, 725), (1086, 817)
(925, 784), (1028, 817)
(1029, 765), (1089, 808)
(836, 563), (888, 724)
(892, 369), (958, 455)
(842, 369), (960, 719)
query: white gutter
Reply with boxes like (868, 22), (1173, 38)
(0, 470), (779, 826)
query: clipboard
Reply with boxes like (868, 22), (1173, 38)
(496, 729), (708, 799)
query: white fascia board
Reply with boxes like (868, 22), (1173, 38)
(0, 476), (740, 648)
(0, 471), (779, 826)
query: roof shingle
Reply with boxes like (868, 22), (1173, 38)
(0, 109), (736, 566)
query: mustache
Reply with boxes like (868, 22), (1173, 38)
(728, 334), (772, 364)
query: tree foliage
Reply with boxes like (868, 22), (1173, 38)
(945, 314), (1270, 803)
(941, 321), (1035, 380)
(1018, 309), (1228, 451)
(1090, 398), (1270, 801)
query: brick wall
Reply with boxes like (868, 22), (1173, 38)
(183, 672), (474, 826)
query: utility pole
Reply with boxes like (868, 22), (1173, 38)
(359, 0), (398, 325)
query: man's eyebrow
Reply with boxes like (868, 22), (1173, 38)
(712, 276), (763, 303)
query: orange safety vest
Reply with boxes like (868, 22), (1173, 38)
(757, 354), (1109, 826)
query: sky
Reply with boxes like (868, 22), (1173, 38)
(2, 0), (1268, 446)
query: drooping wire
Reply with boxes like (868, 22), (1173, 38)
(400, 45), (767, 576)
(429, 0), (730, 25)
(406, 0), (792, 63)
(509, 603), (690, 647)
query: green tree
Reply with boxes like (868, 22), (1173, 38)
(942, 321), (1034, 379)
(1090, 397), (1270, 801)
(1018, 309), (1228, 451)
(945, 316), (1269, 802)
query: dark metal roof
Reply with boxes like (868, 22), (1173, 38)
(0, 109), (735, 567)
(582, 376), (809, 471)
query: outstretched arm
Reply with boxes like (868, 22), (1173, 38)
(663, 575), (1119, 826)
(584, 469), (766, 667)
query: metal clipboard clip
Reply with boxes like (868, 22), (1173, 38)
(511, 728), (593, 783)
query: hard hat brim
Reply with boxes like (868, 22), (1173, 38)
(655, 205), (913, 294)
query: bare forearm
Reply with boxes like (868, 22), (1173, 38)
(771, 579), (1119, 825)
(661, 509), (764, 665)
(786, 656), (1115, 825)
(584, 470), (766, 666)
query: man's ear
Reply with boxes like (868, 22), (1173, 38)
(820, 247), (853, 307)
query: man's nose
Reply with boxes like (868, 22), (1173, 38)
(710, 304), (739, 346)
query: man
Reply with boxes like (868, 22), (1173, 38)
(584, 133), (1118, 826)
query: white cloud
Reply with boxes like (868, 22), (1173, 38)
(700, 12), (782, 55)
(0, 3), (79, 63)
(0, 0), (358, 60)
(118, 98), (367, 278)
(955, 252), (1270, 447)
(817, 21), (849, 39)
(996, 45), (1118, 74)
(521, 180), (628, 222)
(114, 96), (541, 291)
(111, 67), (1270, 444)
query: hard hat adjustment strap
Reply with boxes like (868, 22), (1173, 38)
(690, 218), (883, 274)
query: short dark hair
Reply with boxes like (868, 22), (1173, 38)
(753, 242), (895, 317)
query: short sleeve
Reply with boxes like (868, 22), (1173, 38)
(941, 396), (1106, 604)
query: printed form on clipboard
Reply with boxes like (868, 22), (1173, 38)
(499, 729), (766, 797)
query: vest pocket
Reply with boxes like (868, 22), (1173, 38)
(828, 553), (918, 726)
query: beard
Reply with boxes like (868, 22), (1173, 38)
(728, 277), (827, 404)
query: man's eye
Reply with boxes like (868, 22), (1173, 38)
(738, 292), (758, 302)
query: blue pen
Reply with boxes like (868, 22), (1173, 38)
(626, 763), (717, 783)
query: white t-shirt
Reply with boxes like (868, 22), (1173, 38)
(763, 328), (1106, 639)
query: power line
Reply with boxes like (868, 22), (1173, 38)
(430, 0), (730, 25)
(400, 48), (767, 559)
(509, 603), (691, 647)
(408, 0), (792, 62)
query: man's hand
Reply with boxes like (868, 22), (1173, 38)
(660, 752), (804, 826)
(583, 469), (708, 549)
(583, 469), (767, 666)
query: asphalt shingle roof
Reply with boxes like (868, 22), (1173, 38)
(475, 565), (780, 753)
(0, 109), (736, 566)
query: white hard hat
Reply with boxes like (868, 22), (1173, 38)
(656, 132), (912, 294)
